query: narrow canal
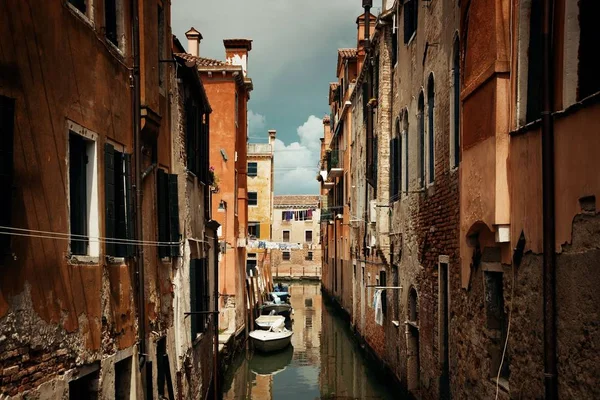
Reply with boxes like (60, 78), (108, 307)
(221, 281), (396, 399)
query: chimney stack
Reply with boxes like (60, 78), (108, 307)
(224, 39), (253, 77)
(185, 27), (202, 57)
(268, 130), (277, 150)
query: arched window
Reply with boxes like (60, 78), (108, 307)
(427, 73), (435, 184)
(452, 36), (460, 168)
(402, 109), (409, 193)
(417, 92), (425, 188)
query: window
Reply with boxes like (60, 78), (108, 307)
(248, 162), (257, 177)
(246, 253), (257, 276)
(402, 109), (409, 193)
(248, 222), (260, 238)
(248, 191), (257, 206)
(190, 258), (209, 338)
(115, 356), (132, 400)
(403, 0), (418, 44)
(69, 0), (87, 15)
(578, 0), (600, 99)
(157, 169), (180, 258)
(69, 366), (100, 400)
(105, 0), (123, 48)
(156, 338), (168, 398)
(282, 251), (290, 261)
(452, 37), (460, 168)
(526, 0), (543, 122)
(104, 144), (134, 258)
(306, 251), (313, 261)
(390, 118), (401, 201)
(417, 92), (425, 188)
(282, 230), (290, 242)
(427, 74), (435, 184)
(379, 270), (387, 315)
(305, 230), (313, 243)
(392, 13), (398, 65)
(69, 132), (98, 256)
(0, 96), (15, 255)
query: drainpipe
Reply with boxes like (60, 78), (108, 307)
(362, 0), (372, 262)
(541, 0), (557, 398)
(211, 224), (220, 400)
(132, 0), (147, 384)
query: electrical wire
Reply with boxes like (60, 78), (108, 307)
(0, 225), (182, 246)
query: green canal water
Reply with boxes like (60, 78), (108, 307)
(221, 281), (397, 400)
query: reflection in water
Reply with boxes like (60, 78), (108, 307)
(222, 281), (395, 400)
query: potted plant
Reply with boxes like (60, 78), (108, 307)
(209, 166), (219, 193)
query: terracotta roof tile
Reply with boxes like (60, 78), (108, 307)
(174, 52), (226, 67)
(338, 48), (358, 59)
(274, 195), (320, 208)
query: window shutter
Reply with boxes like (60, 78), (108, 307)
(168, 174), (180, 257)
(380, 271), (387, 314)
(69, 134), (88, 255)
(124, 154), (135, 257)
(200, 258), (209, 333)
(389, 139), (396, 199)
(157, 169), (169, 258)
(190, 259), (198, 339)
(0, 97), (15, 255)
(396, 136), (402, 198)
(362, 82), (369, 121)
(104, 144), (116, 256)
(114, 151), (127, 257)
(256, 223), (260, 239)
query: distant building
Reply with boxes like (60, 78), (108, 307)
(272, 195), (321, 279)
(246, 131), (276, 277)
(177, 31), (254, 334)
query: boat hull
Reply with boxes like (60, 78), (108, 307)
(255, 315), (286, 330)
(260, 304), (292, 319)
(249, 330), (293, 353)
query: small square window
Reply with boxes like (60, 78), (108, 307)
(248, 162), (258, 177)
(248, 222), (260, 238)
(306, 251), (313, 261)
(248, 192), (258, 206)
(305, 230), (313, 243)
(282, 251), (290, 261)
(283, 230), (290, 242)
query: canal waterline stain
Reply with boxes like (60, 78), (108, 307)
(221, 281), (398, 399)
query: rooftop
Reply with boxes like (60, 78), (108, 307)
(338, 48), (358, 59)
(174, 52), (226, 67)
(274, 195), (320, 208)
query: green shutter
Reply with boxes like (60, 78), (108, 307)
(168, 174), (180, 257)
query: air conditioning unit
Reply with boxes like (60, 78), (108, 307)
(369, 200), (377, 224)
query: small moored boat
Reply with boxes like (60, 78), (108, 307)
(260, 302), (293, 319)
(255, 315), (286, 330)
(249, 319), (293, 353)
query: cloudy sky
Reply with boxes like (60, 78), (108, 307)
(172, 0), (383, 194)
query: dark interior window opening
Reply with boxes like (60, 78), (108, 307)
(105, 0), (118, 46)
(69, 0), (87, 14)
(69, 133), (93, 256)
(0, 96), (15, 256)
(417, 92), (425, 188)
(484, 271), (510, 380)
(69, 366), (100, 400)
(577, 0), (600, 100)
(115, 356), (132, 400)
(427, 74), (435, 184)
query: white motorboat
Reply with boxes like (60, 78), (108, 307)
(249, 318), (293, 353)
(255, 315), (286, 330)
(249, 329), (293, 353)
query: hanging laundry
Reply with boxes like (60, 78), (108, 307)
(373, 289), (384, 325)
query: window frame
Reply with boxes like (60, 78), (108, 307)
(282, 230), (290, 242)
(305, 230), (313, 243)
(282, 251), (291, 261)
(247, 162), (258, 177)
(248, 191), (258, 206)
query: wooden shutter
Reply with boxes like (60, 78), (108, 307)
(0, 97), (15, 254)
(124, 154), (135, 257)
(114, 151), (127, 257)
(157, 169), (169, 258)
(380, 270), (387, 314)
(104, 144), (116, 256)
(190, 259), (198, 339)
(168, 174), (180, 257)
(389, 138), (396, 199)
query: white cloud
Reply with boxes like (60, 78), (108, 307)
(273, 115), (323, 195)
(248, 110), (267, 137)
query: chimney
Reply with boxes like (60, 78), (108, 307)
(223, 39), (253, 77)
(356, 13), (375, 71)
(185, 27), (202, 57)
(268, 130), (277, 150)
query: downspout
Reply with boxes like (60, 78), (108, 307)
(132, 0), (147, 380)
(362, 0), (372, 262)
(212, 226), (220, 400)
(541, 0), (557, 398)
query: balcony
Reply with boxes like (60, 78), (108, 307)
(320, 208), (334, 223)
(326, 149), (343, 179)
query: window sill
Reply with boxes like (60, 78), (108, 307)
(66, 3), (94, 29)
(105, 39), (125, 60)
(69, 255), (100, 265)
(106, 256), (126, 265)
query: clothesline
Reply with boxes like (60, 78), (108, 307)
(281, 209), (316, 222)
